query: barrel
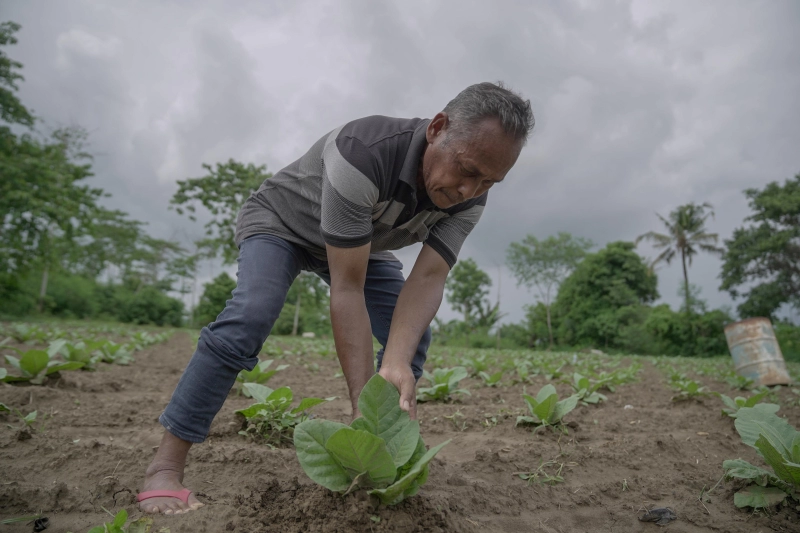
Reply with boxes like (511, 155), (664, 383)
(724, 317), (791, 387)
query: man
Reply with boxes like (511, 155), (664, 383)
(138, 82), (533, 514)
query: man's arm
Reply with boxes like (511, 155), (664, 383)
(379, 243), (451, 419)
(326, 242), (374, 417)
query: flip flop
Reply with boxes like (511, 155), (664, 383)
(136, 488), (193, 504)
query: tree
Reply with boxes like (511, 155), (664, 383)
(552, 241), (658, 348)
(506, 232), (592, 349)
(0, 21), (34, 128)
(193, 272), (236, 327)
(170, 159), (271, 264)
(720, 174), (800, 319)
(444, 258), (495, 344)
(636, 202), (724, 315)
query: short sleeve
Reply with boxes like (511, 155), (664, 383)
(424, 202), (485, 268)
(320, 134), (380, 248)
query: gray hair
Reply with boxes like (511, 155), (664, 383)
(443, 82), (534, 146)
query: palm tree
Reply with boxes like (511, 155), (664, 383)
(635, 202), (724, 314)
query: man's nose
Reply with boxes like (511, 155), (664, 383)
(457, 180), (479, 200)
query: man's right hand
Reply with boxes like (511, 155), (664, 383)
(378, 362), (417, 420)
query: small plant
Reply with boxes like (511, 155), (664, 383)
(570, 373), (607, 405)
(52, 339), (104, 369)
(66, 508), (153, 533)
(714, 389), (779, 418)
(478, 371), (503, 388)
(723, 371), (755, 391)
(295, 374), (449, 505)
(516, 384), (579, 432)
(670, 379), (710, 401)
(463, 354), (489, 377)
(236, 383), (331, 446)
(1, 403), (36, 430)
(513, 361), (532, 384)
(723, 407), (800, 509)
(97, 341), (135, 365)
(3, 344), (84, 384)
(416, 366), (471, 402)
(443, 410), (468, 432)
(236, 359), (289, 396)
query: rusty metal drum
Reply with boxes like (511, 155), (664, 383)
(724, 317), (791, 386)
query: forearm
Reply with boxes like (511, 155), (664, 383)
(330, 288), (374, 412)
(383, 273), (444, 368)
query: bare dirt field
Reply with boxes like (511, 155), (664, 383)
(2, 329), (800, 533)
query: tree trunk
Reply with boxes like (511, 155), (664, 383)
(292, 292), (301, 336)
(37, 263), (49, 313)
(681, 249), (690, 314)
(546, 304), (554, 351)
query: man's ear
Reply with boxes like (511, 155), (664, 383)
(426, 112), (449, 143)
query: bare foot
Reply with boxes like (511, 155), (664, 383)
(139, 431), (204, 515)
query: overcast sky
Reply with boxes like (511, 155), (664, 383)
(5, 0), (800, 324)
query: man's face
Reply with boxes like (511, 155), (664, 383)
(419, 112), (521, 209)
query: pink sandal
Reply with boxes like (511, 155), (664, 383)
(136, 488), (193, 504)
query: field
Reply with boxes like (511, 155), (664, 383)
(2, 323), (800, 533)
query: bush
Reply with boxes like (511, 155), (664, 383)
(43, 272), (99, 318)
(193, 272), (236, 327)
(775, 322), (800, 363)
(116, 286), (184, 327)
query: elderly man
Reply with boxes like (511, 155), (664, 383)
(138, 82), (533, 514)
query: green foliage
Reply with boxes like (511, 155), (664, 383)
(720, 174), (800, 318)
(644, 303), (732, 357)
(478, 370), (503, 387)
(714, 389), (779, 418)
(416, 366), (471, 402)
(236, 359), (289, 395)
(0, 21), (35, 127)
(723, 407), (800, 509)
(193, 272), (236, 327)
(236, 383), (330, 446)
(295, 375), (449, 505)
(506, 232), (592, 348)
(171, 159), (271, 264)
(552, 241), (658, 349)
(669, 377), (710, 401)
(517, 384), (579, 430)
(272, 273), (332, 337)
(115, 286), (184, 327)
(775, 321), (800, 363)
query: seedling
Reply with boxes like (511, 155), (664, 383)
(516, 384), (579, 432)
(670, 379), (710, 401)
(723, 371), (755, 391)
(236, 383), (331, 446)
(97, 341), (135, 365)
(723, 407), (800, 509)
(1, 403), (37, 430)
(443, 410), (468, 432)
(463, 355), (489, 377)
(65, 508), (153, 533)
(295, 375), (449, 505)
(416, 367), (471, 402)
(236, 359), (289, 396)
(3, 345), (84, 384)
(570, 373), (607, 405)
(714, 390), (779, 418)
(478, 371), (503, 388)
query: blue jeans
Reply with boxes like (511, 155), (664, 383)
(159, 234), (431, 443)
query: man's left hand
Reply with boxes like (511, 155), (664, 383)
(378, 363), (417, 420)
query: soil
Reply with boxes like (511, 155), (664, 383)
(2, 330), (800, 533)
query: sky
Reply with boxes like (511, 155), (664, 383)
(5, 0), (800, 324)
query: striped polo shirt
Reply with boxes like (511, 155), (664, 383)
(235, 115), (486, 268)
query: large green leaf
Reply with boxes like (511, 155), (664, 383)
(755, 435), (800, 486)
(4, 355), (21, 371)
(325, 427), (397, 489)
(733, 485), (787, 509)
(19, 350), (49, 377)
(242, 383), (274, 403)
(552, 394), (579, 423)
(735, 408), (797, 458)
(446, 367), (468, 389)
(723, 458), (778, 486)
(369, 439), (449, 505)
(355, 375), (420, 467)
(294, 419), (351, 492)
(291, 397), (329, 414)
(730, 403), (780, 419)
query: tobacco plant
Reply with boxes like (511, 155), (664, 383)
(236, 383), (331, 446)
(723, 407), (800, 509)
(236, 359), (289, 396)
(516, 384), (579, 431)
(570, 373), (607, 405)
(714, 389), (779, 419)
(3, 345), (84, 384)
(478, 371), (503, 388)
(416, 366), (471, 402)
(295, 375), (449, 505)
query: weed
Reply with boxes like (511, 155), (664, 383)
(416, 367), (471, 402)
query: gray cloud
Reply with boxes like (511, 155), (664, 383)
(5, 0), (800, 323)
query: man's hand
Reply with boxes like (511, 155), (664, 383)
(378, 363), (417, 420)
